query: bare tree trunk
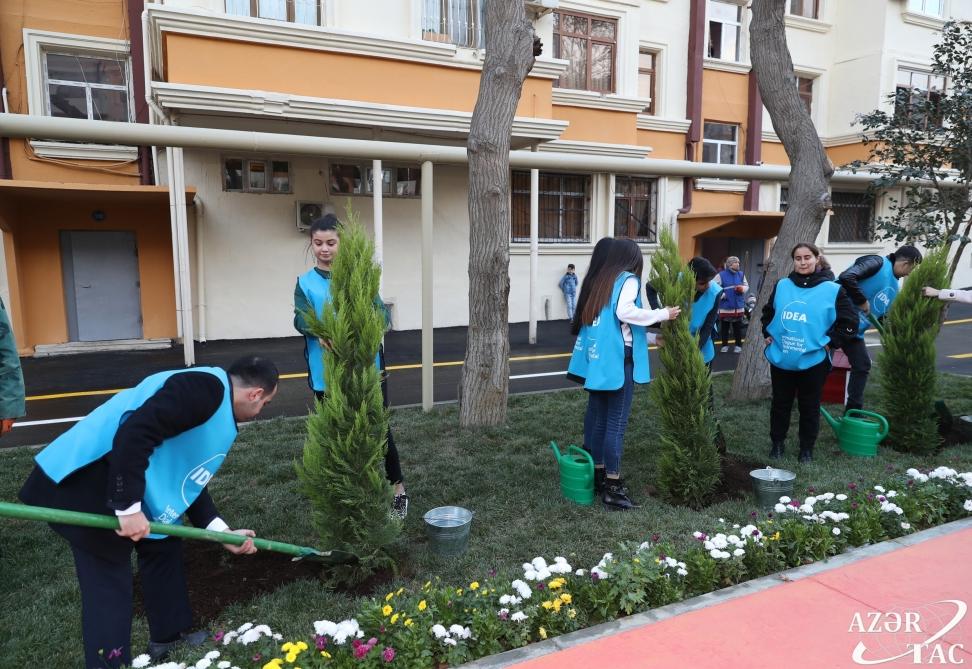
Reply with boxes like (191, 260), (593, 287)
(729, 0), (834, 401)
(459, 0), (537, 426)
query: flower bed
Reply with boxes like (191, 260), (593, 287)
(139, 466), (972, 669)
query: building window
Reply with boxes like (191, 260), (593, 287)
(895, 68), (945, 129)
(637, 50), (657, 115)
(797, 76), (814, 115)
(422, 0), (485, 49)
(907, 0), (943, 15)
(787, 0), (819, 19)
(330, 163), (421, 197)
(706, 0), (742, 62)
(43, 52), (132, 122)
(614, 177), (658, 243)
(511, 172), (591, 243)
(225, 0), (321, 26)
(702, 122), (739, 164)
(223, 157), (292, 193)
(553, 10), (617, 93)
(829, 192), (873, 243)
(780, 186), (789, 212)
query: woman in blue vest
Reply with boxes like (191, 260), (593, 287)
(762, 243), (858, 463)
(716, 256), (749, 353)
(688, 257), (724, 367)
(294, 215), (407, 520)
(567, 238), (681, 510)
(18, 356), (278, 668)
(836, 245), (922, 411)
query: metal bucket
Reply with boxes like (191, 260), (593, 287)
(423, 506), (473, 557)
(750, 467), (796, 510)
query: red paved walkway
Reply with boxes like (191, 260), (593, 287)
(510, 528), (972, 669)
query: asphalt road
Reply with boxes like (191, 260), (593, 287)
(5, 303), (971, 449)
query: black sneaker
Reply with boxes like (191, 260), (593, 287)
(594, 468), (606, 495)
(769, 442), (785, 459)
(798, 448), (813, 463)
(148, 630), (209, 662)
(603, 478), (640, 511)
(392, 493), (409, 520)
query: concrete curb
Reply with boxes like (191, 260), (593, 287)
(459, 516), (972, 668)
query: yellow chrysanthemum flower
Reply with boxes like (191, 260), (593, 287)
(560, 594), (572, 604)
(456, 588), (463, 596)
(404, 618), (414, 627)
(382, 604), (393, 616)
(285, 652), (298, 663)
(385, 592), (394, 602)
(263, 660), (283, 669)
(321, 650), (332, 659)
(296, 642), (307, 651)
(541, 600), (553, 610)
(552, 599), (562, 613)
(396, 587), (405, 596)
(390, 613), (400, 624)
(281, 643), (295, 652)
(539, 627), (548, 640)
(423, 581), (432, 590)
(568, 608), (577, 619)
(634, 558), (641, 563)
(469, 581), (480, 590)
(418, 600), (427, 611)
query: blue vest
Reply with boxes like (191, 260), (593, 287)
(718, 268), (747, 311)
(765, 278), (839, 371)
(568, 273), (651, 390)
(298, 268), (382, 392)
(34, 368), (237, 537)
(690, 281), (724, 364)
(852, 257), (898, 337)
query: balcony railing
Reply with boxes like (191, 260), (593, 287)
(225, 0), (321, 26)
(422, 0), (485, 49)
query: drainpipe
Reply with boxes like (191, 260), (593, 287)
(193, 197), (207, 343)
(681, 0), (706, 216)
(128, 0), (153, 184)
(142, 8), (169, 186)
(743, 71), (763, 211)
(0, 49), (12, 179)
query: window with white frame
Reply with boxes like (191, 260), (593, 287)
(225, 0), (321, 26)
(223, 157), (292, 193)
(637, 49), (658, 115)
(702, 122), (739, 164)
(614, 177), (658, 243)
(329, 163), (421, 197)
(828, 192), (873, 243)
(907, 0), (944, 16)
(511, 171), (591, 243)
(787, 0), (819, 19)
(706, 0), (742, 62)
(43, 51), (132, 122)
(895, 67), (945, 129)
(553, 10), (618, 93)
(797, 76), (814, 115)
(422, 0), (485, 49)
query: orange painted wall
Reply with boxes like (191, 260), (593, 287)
(692, 189), (745, 213)
(164, 33), (554, 119)
(826, 142), (875, 168)
(7, 200), (176, 350)
(554, 106), (637, 145)
(761, 142), (790, 166)
(699, 68), (750, 158)
(637, 130), (685, 160)
(0, 0), (140, 185)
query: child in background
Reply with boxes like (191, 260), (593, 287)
(559, 264), (579, 321)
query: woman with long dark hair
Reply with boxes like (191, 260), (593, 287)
(568, 238), (681, 510)
(762, 242), (857, 463)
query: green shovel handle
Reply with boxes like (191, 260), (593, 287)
(866, 313), (886, 336)
(0, 501), (319, 559)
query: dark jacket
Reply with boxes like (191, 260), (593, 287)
(20, 372), (225, 561)
(645, 281), (720, 351)
(761, 270), (858, 350)
(837, 254), (888, 306)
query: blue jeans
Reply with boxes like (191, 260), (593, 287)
(565, 293), (576, 320)
(583, 347), (635, 477)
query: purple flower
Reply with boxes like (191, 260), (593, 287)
(252, 654), (262, 662)
(537, 583), (546, 590)
(767, 512), (774, 519)
(352, 639), (363, 649)
(383, 647), (396, 663)
(750, 511), (758, 519)
(488, 568), (498, 577)
(592, 572), (601, 583)
(354, 644), (370, 659)
(877, 495), (886, 502)
(789, 500), (800, 508)
(867, 494), (875, 501)
(808, 486), (816, 493)
(886, 465), (895, 472)
(213, 630), (225, 643)
(851, 502), (859, 510)
(315, 635), (328, 651)
(498, 610), (509, 621)
(659, 553), (667, 561)
(368, 638), (378, 648)
(106, 648), (122, 661)
(651, 533), (661, 543)
(848, 483), (858, 490)
(752, 528), (760, 537)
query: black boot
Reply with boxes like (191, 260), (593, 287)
(603, 477), (640, 511)
(798, 447), (813, 463)
(769, 441), (785, 459)
(594, 467), (606, 495)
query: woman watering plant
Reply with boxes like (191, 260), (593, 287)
(762, 243), (857, 463)
(294, 214), (408, 520)
(567, 238), (680, 510)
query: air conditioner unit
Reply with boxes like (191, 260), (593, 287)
(296, 201), (324, 233)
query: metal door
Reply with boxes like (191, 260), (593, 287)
(61, 230), (143, 341)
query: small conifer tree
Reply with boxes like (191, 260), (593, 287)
(648, 229), (721, 508)
(295, 208), (399, 583)
(877, 248), (949, 454)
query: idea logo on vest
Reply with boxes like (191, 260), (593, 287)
(181, 454), (226, 507)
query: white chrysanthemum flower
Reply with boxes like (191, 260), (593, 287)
(709, 548), (723, 559)
(836, 494), (848, 501)
(832, 527), (841, 535)
(692, 531), (705, 539)
(531, 557), (548, 570)
(727, 535), (742, 546)
(314, 620), (337, 637)
(498, 608), (510, 616)
(805, 496), (817, 506)
(901, 522), (911, 530)
(575, 569), (586, 576)
(236, 623), (253, 633)
(221, 631), (237, 646)
(873, 485), (885, 493)
(963, 500), (972, 512)
(131, 655), (151, 668)
(511, 579), (532, 599)
(443, 638), (458, 646)
(886, 490), (897, 497)
(204, 652), (220, 661)
(431, 624), (448, 639)
(195, 659), (212, 669)
(774, 503), (787, 513)
(799, 504), (814, 514)
(511, 611), (528, 622)
(711, 534), (728, 549)
(218, 662), (231, 669)
(778, 496), (791, 504)
(639, 541), (652, 551)
(733, 548), (745, 557)
(449, 624), (466, 637)
(677, 568), (688, 576)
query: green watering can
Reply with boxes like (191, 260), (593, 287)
(549, 441), (594, 505)
(820, 408), (889, 458)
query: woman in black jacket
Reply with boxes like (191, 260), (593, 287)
(761, 243), (858, 463)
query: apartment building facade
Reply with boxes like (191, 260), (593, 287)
(0, 0), (968, 352)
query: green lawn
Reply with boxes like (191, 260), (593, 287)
(2, 371), (971, 667)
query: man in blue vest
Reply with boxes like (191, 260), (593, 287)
(837, 245), (922, 411)
(19, 356), (279, 668)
